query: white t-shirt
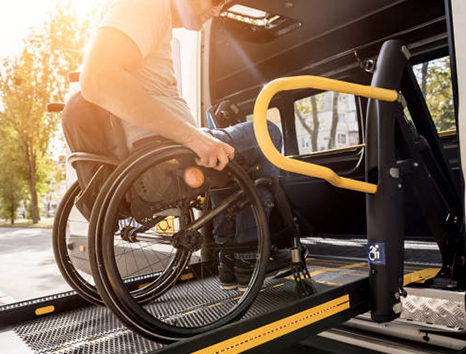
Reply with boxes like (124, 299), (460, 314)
(99, 0), (196, 145)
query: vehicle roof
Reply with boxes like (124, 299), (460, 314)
(210, 0), (448, 103)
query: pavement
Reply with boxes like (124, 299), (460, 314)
(0, 227), (71, 305)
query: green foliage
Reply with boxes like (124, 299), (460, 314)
(0, 0), (92, 223)
(0, 125), (27, 223)
(413, 57), (455, 132)
(425, 58), (455, 132)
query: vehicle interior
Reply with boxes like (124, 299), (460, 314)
(206, 0), (459, 243)
(1, 0), (464, 353)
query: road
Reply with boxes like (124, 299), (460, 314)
(0, 227), (71, 305)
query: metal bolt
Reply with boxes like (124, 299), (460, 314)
(389, 168), (400, 178)
(398, 183), (402, 189)
(394, 292), (400, 300)
(413, 162), (419, 167)
(401, 45), (411, 60)
(393, 302), (402, 314)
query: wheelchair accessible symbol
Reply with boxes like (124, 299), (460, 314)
(368, 243), (385, 265)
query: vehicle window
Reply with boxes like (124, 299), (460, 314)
(412, 56), (455, 133)
(294, 92), (360, 155)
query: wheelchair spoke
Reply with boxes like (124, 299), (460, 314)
(92, 148), (269, 340)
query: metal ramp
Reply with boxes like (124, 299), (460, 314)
(4, 246), (461, 354)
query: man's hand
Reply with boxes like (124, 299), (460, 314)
(182, 130), (235, 171)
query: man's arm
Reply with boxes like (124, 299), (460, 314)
(80, 27), (234, 170)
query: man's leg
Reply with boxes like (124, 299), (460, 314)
(209, 121), (284, 289)
(62, 92), (128, 184)
(62, 92), (129, 218)
(209, 120), (282, 245)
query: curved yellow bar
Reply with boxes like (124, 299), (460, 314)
(253, 76), (398, 194)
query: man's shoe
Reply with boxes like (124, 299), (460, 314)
(218, 251), (237, 290)
(235, 249), (291, 292)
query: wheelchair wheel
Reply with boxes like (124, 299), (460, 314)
(53, 181), (102, 305)
(90, 144), (270, 341)
(54, 180), (190, 306)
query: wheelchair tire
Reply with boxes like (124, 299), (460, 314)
(53, 181), (103, 305)
(54, 179), (190, 307)
(90, 144), (270, 341)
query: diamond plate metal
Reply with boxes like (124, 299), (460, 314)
(401, 288), (465, 330)
(13, 278), (299, 354)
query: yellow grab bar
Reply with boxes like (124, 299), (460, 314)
(253, 76), (399, 194)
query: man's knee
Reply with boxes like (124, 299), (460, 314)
(62, 92), (115, 155)
(61, 93), (81, 132)
(267, 121), (282, 150)
(62, 93), (97, 138)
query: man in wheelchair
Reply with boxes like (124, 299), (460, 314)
(62, 0), (290, 291)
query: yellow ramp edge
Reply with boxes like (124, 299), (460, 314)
(192, 295), (350, 354)
(35, 305), (55, 316)
(403, 268), (440, 286)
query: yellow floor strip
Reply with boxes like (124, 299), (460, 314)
(181, 273), (194, 281)
(308, 259), (353, 266)
(339, 262), (367, 269)
(403, 268), (440, 286)
(182, 309), (197, 316)
(310, 268), (334, 277)
(285, 261), (368, 283)
(192, 295), (350, 354)
(35, 305), (55, 316)
(337, 270), (368, 277)
(308, 261), (367, 277)
(316, 280), (343, 286)
(309, 258), (361, 265)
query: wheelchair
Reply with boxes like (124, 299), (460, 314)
(51, 95), (312, 342)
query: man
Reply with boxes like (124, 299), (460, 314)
(64, 0), (288, 291)
(79, 0), (233, 169)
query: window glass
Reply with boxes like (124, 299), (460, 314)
(412, 56), (455, 133)
(294, 92), (359, 154)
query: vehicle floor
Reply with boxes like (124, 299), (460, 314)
(10, 237), (441, 354)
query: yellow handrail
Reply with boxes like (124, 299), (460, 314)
(253, 76), (399, 194)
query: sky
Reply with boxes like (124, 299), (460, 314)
(0, 0), (95, 58)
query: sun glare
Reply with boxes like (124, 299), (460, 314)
(0, 0), (96, 57)
(69, 0), (98, 17)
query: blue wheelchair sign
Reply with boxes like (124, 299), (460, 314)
(368, 242), (386, 265)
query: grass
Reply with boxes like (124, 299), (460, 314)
(0, 217), (54, 229)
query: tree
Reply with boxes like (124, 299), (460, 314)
(413, 57), (454, 132)
(0, 0), (91, 223)
(420, 62), (428, 97)
(328, 92), (339, 150)
(425, 58), (454, 132)
(295, 96), (320, 152)
(0, 126), (27, 224)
